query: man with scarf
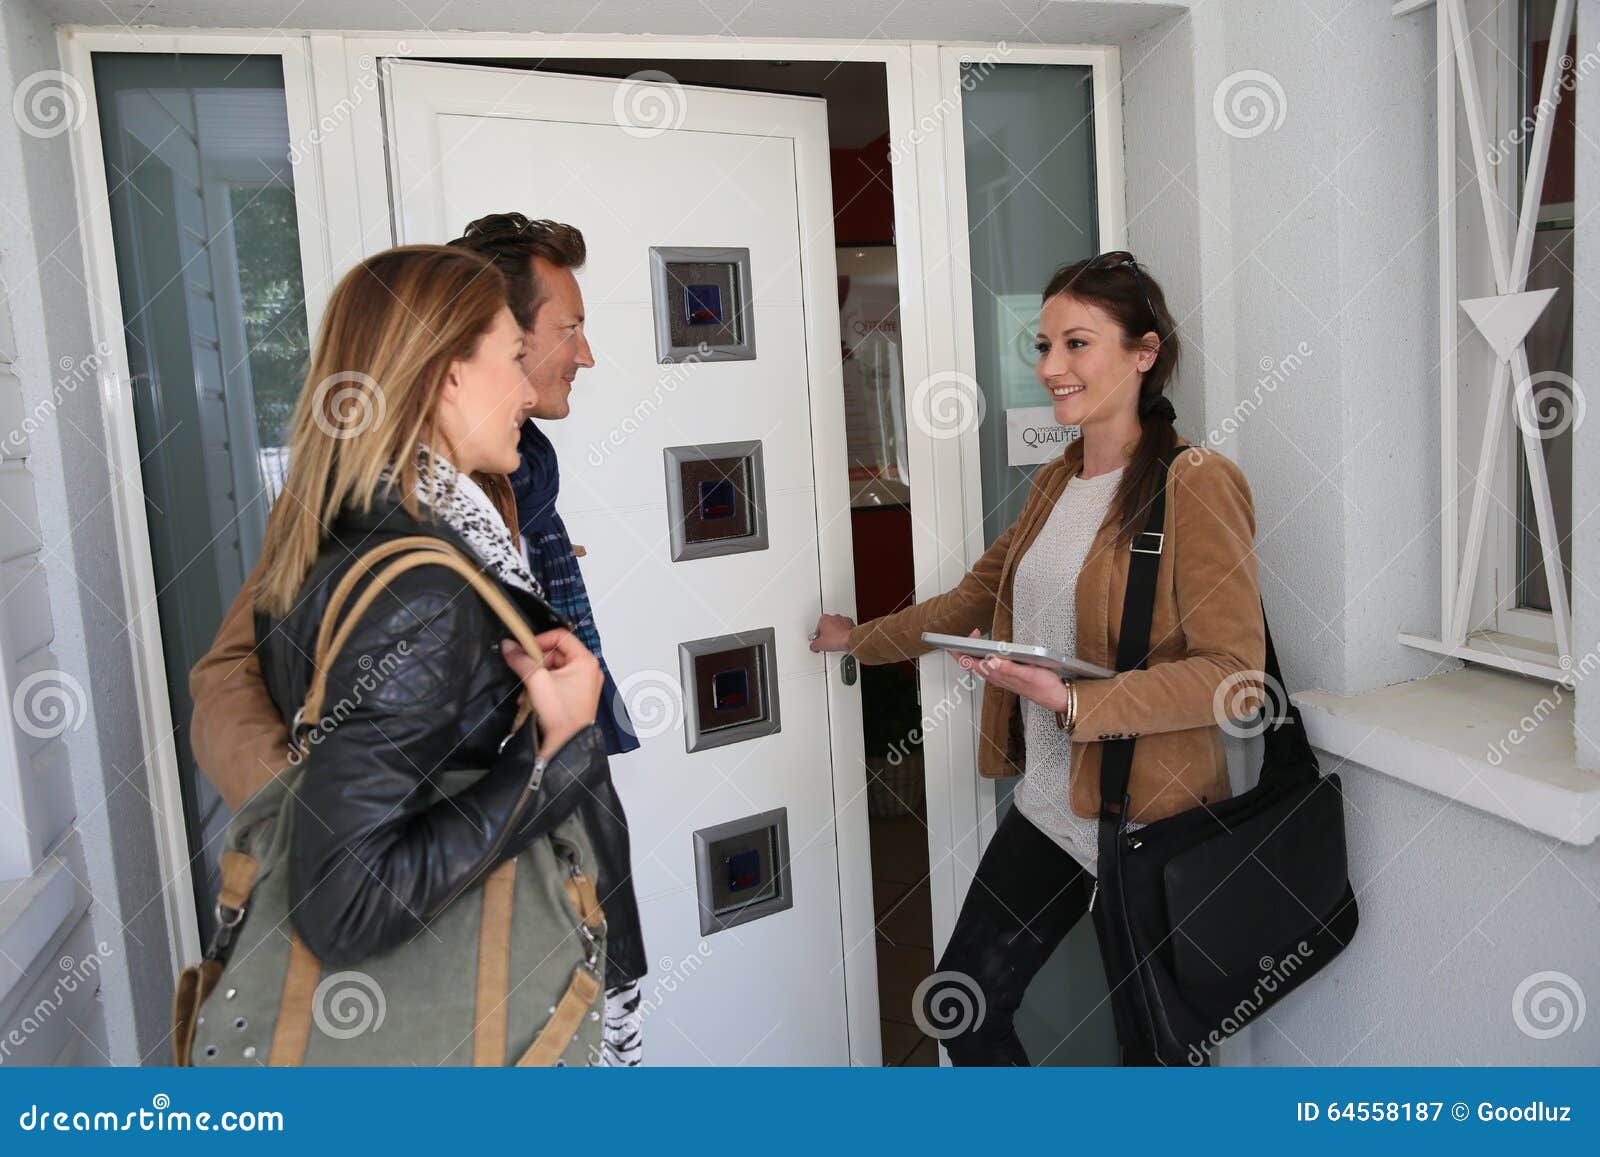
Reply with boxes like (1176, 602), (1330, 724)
(188, 213), (648, 1064)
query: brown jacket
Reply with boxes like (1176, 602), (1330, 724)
(846, 435), (1265, 824)
(189, 567), (286, 810)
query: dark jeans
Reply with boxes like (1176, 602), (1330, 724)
(931, 803), (1164, 1066)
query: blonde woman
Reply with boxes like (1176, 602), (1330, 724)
(247, 244), (642, 1063)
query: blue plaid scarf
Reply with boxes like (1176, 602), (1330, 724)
(508, 421), (640, 756)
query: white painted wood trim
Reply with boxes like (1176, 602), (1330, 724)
(929, 43), (1127, 859)
(56, 28), (337, 973)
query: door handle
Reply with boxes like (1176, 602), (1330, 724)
(840, 654), (858, 686)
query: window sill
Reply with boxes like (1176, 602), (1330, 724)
(0, 851), (89, 1019)
(1294, 667), (1600, 846)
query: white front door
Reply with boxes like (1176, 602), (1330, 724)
(382, 60), (877, 1065)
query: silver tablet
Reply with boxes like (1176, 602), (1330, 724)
(920, 632), (1116, 680)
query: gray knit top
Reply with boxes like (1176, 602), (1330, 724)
(1011, 464), (1145, 876)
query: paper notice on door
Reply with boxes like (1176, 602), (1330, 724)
(1006, 406), (1077, 466)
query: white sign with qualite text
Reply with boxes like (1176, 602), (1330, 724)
(1006, 406), (1077, 466)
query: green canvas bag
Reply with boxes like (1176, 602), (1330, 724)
(172, 537), (607, 1067)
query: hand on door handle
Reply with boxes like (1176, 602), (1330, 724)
(809, 613), (855, 653)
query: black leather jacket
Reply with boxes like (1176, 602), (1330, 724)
(255, 490), (646, 985)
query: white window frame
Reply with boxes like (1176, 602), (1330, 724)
(59, 29), (334, 971)
(1392, 0), (1577, 683)
(922, 43), (1126, 864)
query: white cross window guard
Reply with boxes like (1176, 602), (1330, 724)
(1395, 0), (1576, 680)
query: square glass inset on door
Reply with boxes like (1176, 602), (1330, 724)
(692, 808), (794, 934)
(678, 628), (780, 752)
(649, 246), (755, 362)
(664, 440), (768, 561)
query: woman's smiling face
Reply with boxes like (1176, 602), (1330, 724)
(434, 305), (538, 475)
(1034, 293), (1157, 430)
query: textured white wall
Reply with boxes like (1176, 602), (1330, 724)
(0, 0), (174, 1065)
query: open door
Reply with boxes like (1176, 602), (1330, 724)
(382, 59), (877, 1064)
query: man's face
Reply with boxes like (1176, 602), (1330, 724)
(521, 255), (594, 420)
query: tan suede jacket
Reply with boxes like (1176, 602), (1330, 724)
(846, 435), (1265, 824)
(189, 566), (285, 810)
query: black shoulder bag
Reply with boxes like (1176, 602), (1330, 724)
(1091, 445), (1360, 1066)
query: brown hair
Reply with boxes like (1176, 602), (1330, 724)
(450, 213), (588, 329)
(1041, 255), (1183, 547)
(253, 244), (517, 617)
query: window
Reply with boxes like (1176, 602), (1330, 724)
(1407, 0), (1577, 680)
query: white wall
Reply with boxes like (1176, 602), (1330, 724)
(1123, 0), (1599, 1065)
(0, 0), (173, 1066)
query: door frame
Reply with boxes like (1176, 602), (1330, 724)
(59, 29), (336, 973)
(59, 28), (1127, 1056)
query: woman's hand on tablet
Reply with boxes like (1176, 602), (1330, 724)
(950, 629), (1071, 712)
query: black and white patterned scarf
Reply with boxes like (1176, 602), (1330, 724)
(413, 445), (644, 1067)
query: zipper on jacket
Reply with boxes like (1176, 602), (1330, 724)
(1087, 880), (1099, 912)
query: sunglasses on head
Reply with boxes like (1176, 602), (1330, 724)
(1084, 250), (1160, 334)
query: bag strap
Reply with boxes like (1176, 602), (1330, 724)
(1096, 445), (1313, 826)
(297, 540), (543, 748)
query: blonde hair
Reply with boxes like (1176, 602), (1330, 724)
(254, 244), (518, 617)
